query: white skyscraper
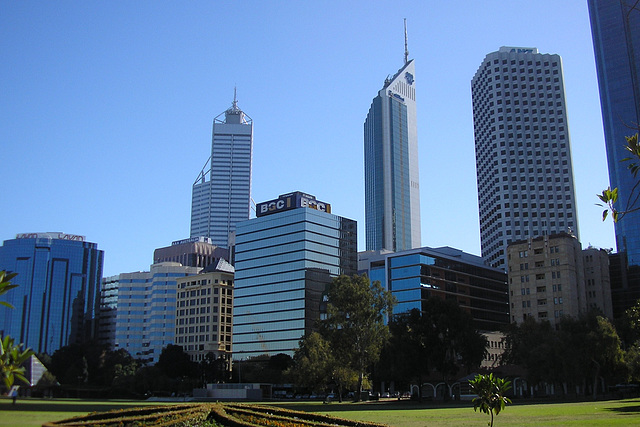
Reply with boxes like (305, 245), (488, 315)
(364, 30), (421, 252)
(472, 47), (579, 270)
(190, 93), (253, 248)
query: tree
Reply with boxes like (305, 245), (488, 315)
(0, 335), (34, 391)
(287, 332), (334, 394)
(598, 132), (640, 222)
(469, 373), (512, 427)
(422, 298), (487, 385)
(319, 275), (395, 400)
(380, 303), (487, 398)
(502, 317), (561, 388)
(0, 270), (18, 309)
(156, 344), (199, 379)
(0, 271), (34, 393)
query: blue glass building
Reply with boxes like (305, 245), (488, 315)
(359, 247), (509, 331)
(107, 262), (201, 364)
(0, 233), (103, 354)
(588, 0), (640, 315)
(191, 93), (253, 248)
(364, 58), (421, 252)
(233, 192), (357, 358)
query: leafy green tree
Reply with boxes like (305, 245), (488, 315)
(0, 335), (34, 391)
(0, 270), (18, 309)
(469, 373), (512, 427)
(379, 309), (432, 395)
(319, 275), (395, 400)
(598, 132), (640, 222)
(0, 270), (34, 393)
(502, 317), (560, 388)
(423, 298), (487, 385)
(380, 303), (486, 398)
(156, 344), (199, 379)
(287, 332), (334, 393)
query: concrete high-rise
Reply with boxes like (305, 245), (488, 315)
(588, 0), (640, 314)
(364, 53), (421, 252)
(472, 47), (580, 270)
(0, 232), (103, 354)
(191, 93), (253, 248)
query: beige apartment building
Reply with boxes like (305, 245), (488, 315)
(175, 259), (234, 363)
(507, 233), (587, 327)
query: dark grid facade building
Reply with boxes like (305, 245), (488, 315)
(472, 47), (579, 271)
(360, 247), (509, 331)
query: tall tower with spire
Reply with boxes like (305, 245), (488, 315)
(364, 20), (421, 252)
(190, 92), (253, 248)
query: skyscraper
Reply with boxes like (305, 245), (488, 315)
(472, 47), (580, 270)
(233, 192), (357, 358)
(190, 92), (253, 248)
(588, 0), (640, 313)
(0, 232), (103, 354)
(364, 30), (421, 252)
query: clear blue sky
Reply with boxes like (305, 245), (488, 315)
(1, 1), (616, 277)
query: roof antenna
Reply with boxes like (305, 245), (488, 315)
(404, 18), (409, 64)
(232, 86), (238, 110)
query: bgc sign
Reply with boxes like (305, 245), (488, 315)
(256, 192), (331, 217)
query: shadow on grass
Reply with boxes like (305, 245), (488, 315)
(604, 399), (640, 414)
(270, 399), (473, 414)
(0, 399), (157, 414)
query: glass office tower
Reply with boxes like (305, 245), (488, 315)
(588, 0), (640, 314)
(360, 247), (508, 331)
(0, 233), (103, 354)
(233, 192), (357, 358)
(191, 94), (253, 248)
(364, 58), (421, 252)
(472, 47), (579, 271)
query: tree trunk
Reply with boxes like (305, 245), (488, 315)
(592, 359), (601, 401)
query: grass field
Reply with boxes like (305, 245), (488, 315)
(1, 397), (640, 426)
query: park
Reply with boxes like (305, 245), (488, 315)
(2, 396), (640, 426)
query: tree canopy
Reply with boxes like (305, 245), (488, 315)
(379, 301), (487, 397)
(319, 274), (395, 398)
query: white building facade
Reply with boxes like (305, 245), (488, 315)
(109, 262), (200, 364)
(191, 95), (253, 248)
(472, 47), (579, 270)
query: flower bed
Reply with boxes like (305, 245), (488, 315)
(44, 403), (389, 427)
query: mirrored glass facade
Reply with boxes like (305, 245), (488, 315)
(233, 205), (357, 359)
(365, 59), (421, 252)
(360, 247), (509, 331)
(588, 0), (640, 314)
(0, 233), (103, 354)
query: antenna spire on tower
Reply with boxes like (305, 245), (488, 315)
(404, 18), (409, 64)
(232, 86), (238, 110)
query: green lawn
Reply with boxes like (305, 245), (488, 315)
(2, 397), (640, 427)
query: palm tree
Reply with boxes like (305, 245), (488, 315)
(0, 270), (34, 393)
(469, 373), (512, 427)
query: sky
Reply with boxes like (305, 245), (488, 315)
(1, 1), (616, 277)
